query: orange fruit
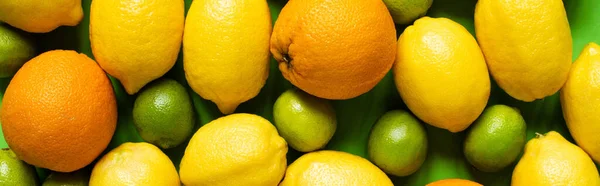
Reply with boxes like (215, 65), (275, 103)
(0, 50), (117, 172)
(270, 0), (397, 99)
(426, 179), (482, 186)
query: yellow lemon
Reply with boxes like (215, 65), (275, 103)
(0, 0), (82, 33)
(184, 0), (271, 114)
(90, 0), (184, 94)
(89, 142), (180, 186)
(280, 150), (393, 186)
(179, 113), (287, 186)
(561, 42), (600, 163)
(393, 17), (490, 133)
(474, 0), (572, 101)
(512, 131), (600, 185)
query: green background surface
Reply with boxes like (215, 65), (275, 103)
(0, 0), (599, 185)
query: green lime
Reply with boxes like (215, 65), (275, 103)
(0, 23), (36, 78)
(464, 104), (527, 172)
(382, 0), (433, 24)
(133, 78), (195, 149)
(0, 148), (38, 185)
(43, 170), (89, 186)
(368, 110), (427, 177)
(273, 88), (336, 152)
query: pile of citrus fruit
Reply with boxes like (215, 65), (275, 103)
(0, 0), (599, 185)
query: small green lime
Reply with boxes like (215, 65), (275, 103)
(382, 0), (433, 24)
(42, 170), (89, 186)
(0, 23), (36, 78)
(464, 104), (527, 172)
(273, 88), (336, 152)
(133, 78), (195, 149)
(0, 148), (38, 185)
(368, 110), (427, 177)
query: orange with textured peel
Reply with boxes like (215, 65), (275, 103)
(270, 0), (397, 99)
(0, 50), (117, 172)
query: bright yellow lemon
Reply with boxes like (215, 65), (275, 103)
(89, 142), (180, 186)
(90, 0), (184, 94)
(179, 114), (287, 186)
(512, 131), (600, 185)
(561, 42), (600, 163)
(0, 0), (82, 33)
(184, 0), (271, 114)
(394, 17), (490, 133)
(475, 0), (572, 101)
(280, 150), (393, 186)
